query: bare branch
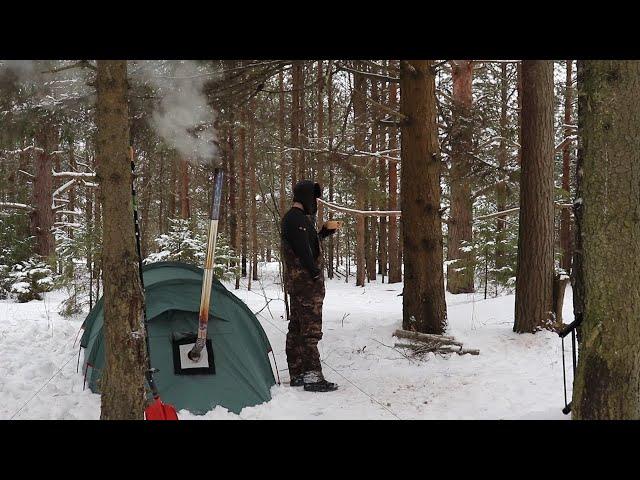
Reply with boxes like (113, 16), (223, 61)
(335, 63), (400, 83)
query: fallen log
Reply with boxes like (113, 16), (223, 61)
(394, 342), (480, 356)
(393, 329), (462, 346)
(395, 342), (440, 352)
(436, 346), (480, 356)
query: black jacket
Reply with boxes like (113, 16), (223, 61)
(281, 207), (322, 277)
(281, 180), (330, 278)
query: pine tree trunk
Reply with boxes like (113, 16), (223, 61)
(447, 60), (475, 294)
(95, 60), (146, 420)
(31, 124), (55, 258)
(140, 148), (152, 259)
(278, 70), (286, 218)
(513, 60), (555, 334)
(495, 63), (509, 273)
(316, 61), (325, 231)
(290, 61), (303, 187)
(400, 60), (447, 334)
(517, 61), (523, 166)
(219, 124), (228, 237)
(560, 60), (574, 274)
(238, 107), (247, 280)
(158, 154), (165, 234)
(179, 158), (190, 219)
(68, 138), (76, 240)
(387, 64), (402, 284)
(168, 153), (177, 220)
(327, 66), (335, 279)
(353, 70), (367, 287)
(572, 60), (640, 419)
(228, 115), (239, 288)
(377, 73), (388, 278)
(299, 63), (308, 179)
(366, 75), (378, 283)
(249, 101), (259, 282)
(86, 166), (94, 308)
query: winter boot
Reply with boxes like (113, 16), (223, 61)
(290, 374), (305, 387)
(302, 371), (338, 392)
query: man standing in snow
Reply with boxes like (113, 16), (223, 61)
(281, 180), (338, 392)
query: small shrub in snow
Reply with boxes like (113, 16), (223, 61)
(144, 218), (240, 281)
(54, 223), (99, 317)
(0, 213), (35, 299)
(8, 256), (57, 302)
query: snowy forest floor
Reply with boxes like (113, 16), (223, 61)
(0, 262), (572, 420)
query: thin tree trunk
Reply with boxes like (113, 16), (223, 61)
(278, 70), (286, 218)
(179, 158), (190, 219)
(68, 138), (76, 240)
(168, 153), (177, 220)
(327, 65), (335, 279)
(495, 63), (509, 273)
(572, 60), (640, 419)
(366, 74), (378, 282)
(377, 67), (388, 279)
(95, 60), (146, 420)
(238, 106), (247, 281)
(388, 61), (401, 284)
(31, 124), (55, 258)
(513, 60), (555, 334)
(86, 153), (94, 308)
(158, 153), (165, 234)
(299, 63), (308, 179)
(219, 125), (228, 237)
(316, 60), (325, 230)
(400, 60), (447, 334)
(560, 60), (574, 273)
(140, 148), (152, 258)
(353, 70), (367, 287)
(517, 61), (523, 166)
(228, 114), (239, 289)
(249, 101), (259, 282)
(290, 61), (303, 187)
(447, 60), (475, 294)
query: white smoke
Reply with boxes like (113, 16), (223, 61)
(0, 60), (92, 111)
(1, 60), (221, 164)
(131, 60), (220, 165)
(0, 60), (39, 81)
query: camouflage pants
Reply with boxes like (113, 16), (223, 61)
(283, 245), (325, 379)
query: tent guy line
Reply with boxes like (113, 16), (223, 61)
(254, 310), (401, 420)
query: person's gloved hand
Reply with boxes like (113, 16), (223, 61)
(319, 225), (338, 238)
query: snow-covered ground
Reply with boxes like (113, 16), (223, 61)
(0, 262), (572, 420)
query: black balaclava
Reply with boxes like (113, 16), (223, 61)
(293, 180), (322, 215)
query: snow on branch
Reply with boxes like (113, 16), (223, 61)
(475, 202), (574, 221)
(285, 146), (400, 164)
(317, 198), (401, 217)
(335, 63), (400, 83)
(52, 179), (75, 200)
(2, 145), (43, 155)
(55, 209), (83, 216)
(54, 222), (82, 228)
(323, 199), (573, 221)
(52, 171), (95, 179)
(0, 202), (34, 212)
(555, 135), (577, 152)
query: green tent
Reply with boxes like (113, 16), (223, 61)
(80, 261), (276, 415)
